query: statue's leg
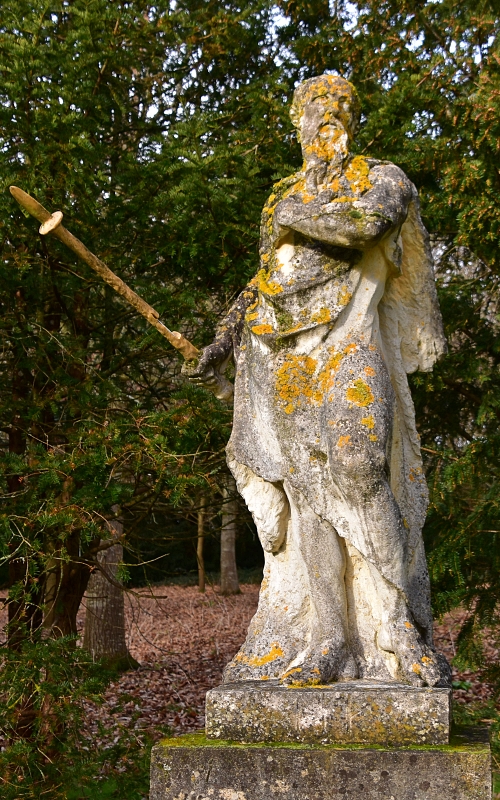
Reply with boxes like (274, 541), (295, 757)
(279, 481), (358, 685)
(222, 457), (308, 682)
(325, 342), (444, 686)
(223, 457), (356, 684)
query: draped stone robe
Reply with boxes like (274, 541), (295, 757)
(222, 156), (448, 686)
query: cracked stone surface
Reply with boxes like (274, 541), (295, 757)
(150, 728), (491, 800)
(205, 681), (452, 746)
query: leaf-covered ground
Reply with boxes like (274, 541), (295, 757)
(1, 583), (498, 795)
(74, 583), (498, 749)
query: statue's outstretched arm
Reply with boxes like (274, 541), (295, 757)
(274, 165), (413, 250)
(182, 284), (258, 400)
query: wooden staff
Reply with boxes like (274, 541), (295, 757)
(10, 185), (200, 361)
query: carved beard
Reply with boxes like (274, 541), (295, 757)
(303, 119), (349, 195)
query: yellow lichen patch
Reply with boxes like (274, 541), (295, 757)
(333, 195), (355, 204)
(322, 647), (329, 655)
(304, 125), (346, 163)
(246, 311), (259, 322)
(364, 366), (376, 377)
(339, 286), (352, 306)
(421, 656), (433, 665)
(317, 349), (344, 394)
(241, 643), (284, 667)
(404, 621), (413, 629)
(311, 307), (332, 324)
(252, 324), (273, 335)
(346, 379), (374, 407)
(369, 434), (378, 442)
(275, 354), (319, 414)
(361, 414), (375, 429)
(345, 155), (373, 195)
(328, 177), (341, 193)
(261, 252), (270, 264)
(369, 344), (377, 351)
(260, 675), (270, 680)
(343, 342), (357, 355)
(403, 518), (410, 529)
(281, 667), (302, 680)
(337, 435), (351, 448)
(254, 268), (283, 296)
(412, 663), (422, 674)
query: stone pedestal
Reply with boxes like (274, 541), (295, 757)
(150, 727), (491, 800)
(206, 680), (452, 746)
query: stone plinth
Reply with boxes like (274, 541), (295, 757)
(205, 681), (452, 746)
(150, 728), (491, 800)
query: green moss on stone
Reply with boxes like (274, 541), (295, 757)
(159, 726), (489, 754)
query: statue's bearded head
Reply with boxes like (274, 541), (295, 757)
(290, 75), (361, 165)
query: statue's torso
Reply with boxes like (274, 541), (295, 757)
(245, 159), (389, 348)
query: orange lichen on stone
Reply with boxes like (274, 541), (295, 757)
(311, 307), (332, 324)
(346, 378), (374, 407)
(345, 155), (373, 195)
(344, 342), (358, 354)
(237, 642), (284, 667)
(339, 286), (352, 306)
(404, 621), (413, 629)
(369, 434), (378, 442)
(364, 366), (376, 377)
(275, 354), (319, 414)
(337, 435), (351, 448)
(361, 414), (375, 429)
(412, 663), (422, 674)
(281, 666), (302, 680)
(252, 324), (273, 335)
(253, 268), (283, 296)
(246, 311), (259, 322)
(317, 349), (344, 394)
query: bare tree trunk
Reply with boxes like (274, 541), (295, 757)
(220, 475), (240, 595)
(83, 514), (136, 669)
(197, 496), (206, 593)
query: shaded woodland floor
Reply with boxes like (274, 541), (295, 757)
(73, 583), (499, 752)
(0, 583), (498, 792)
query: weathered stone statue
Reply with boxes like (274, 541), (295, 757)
(186, 75), (450, 689)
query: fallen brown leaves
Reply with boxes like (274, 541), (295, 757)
(74, 584), (499, 751)
(77, 584), (260, 749)
(1, 584), (498, 753)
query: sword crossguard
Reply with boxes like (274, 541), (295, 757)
(39, 211), (63, 235)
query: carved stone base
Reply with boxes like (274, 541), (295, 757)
(150, 728), (491, 800)
(205, 681), (452, 746)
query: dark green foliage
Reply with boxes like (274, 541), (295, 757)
(0, 0), (499, 794)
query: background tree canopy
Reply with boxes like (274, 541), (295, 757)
(0, 0), (499, 795)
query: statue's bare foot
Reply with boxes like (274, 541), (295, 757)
(388, 617), (450, 687)
(222, 640), (292, 684)
(280, 640), (358, 686)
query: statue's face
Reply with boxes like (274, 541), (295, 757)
(298, 89), (358, 162)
